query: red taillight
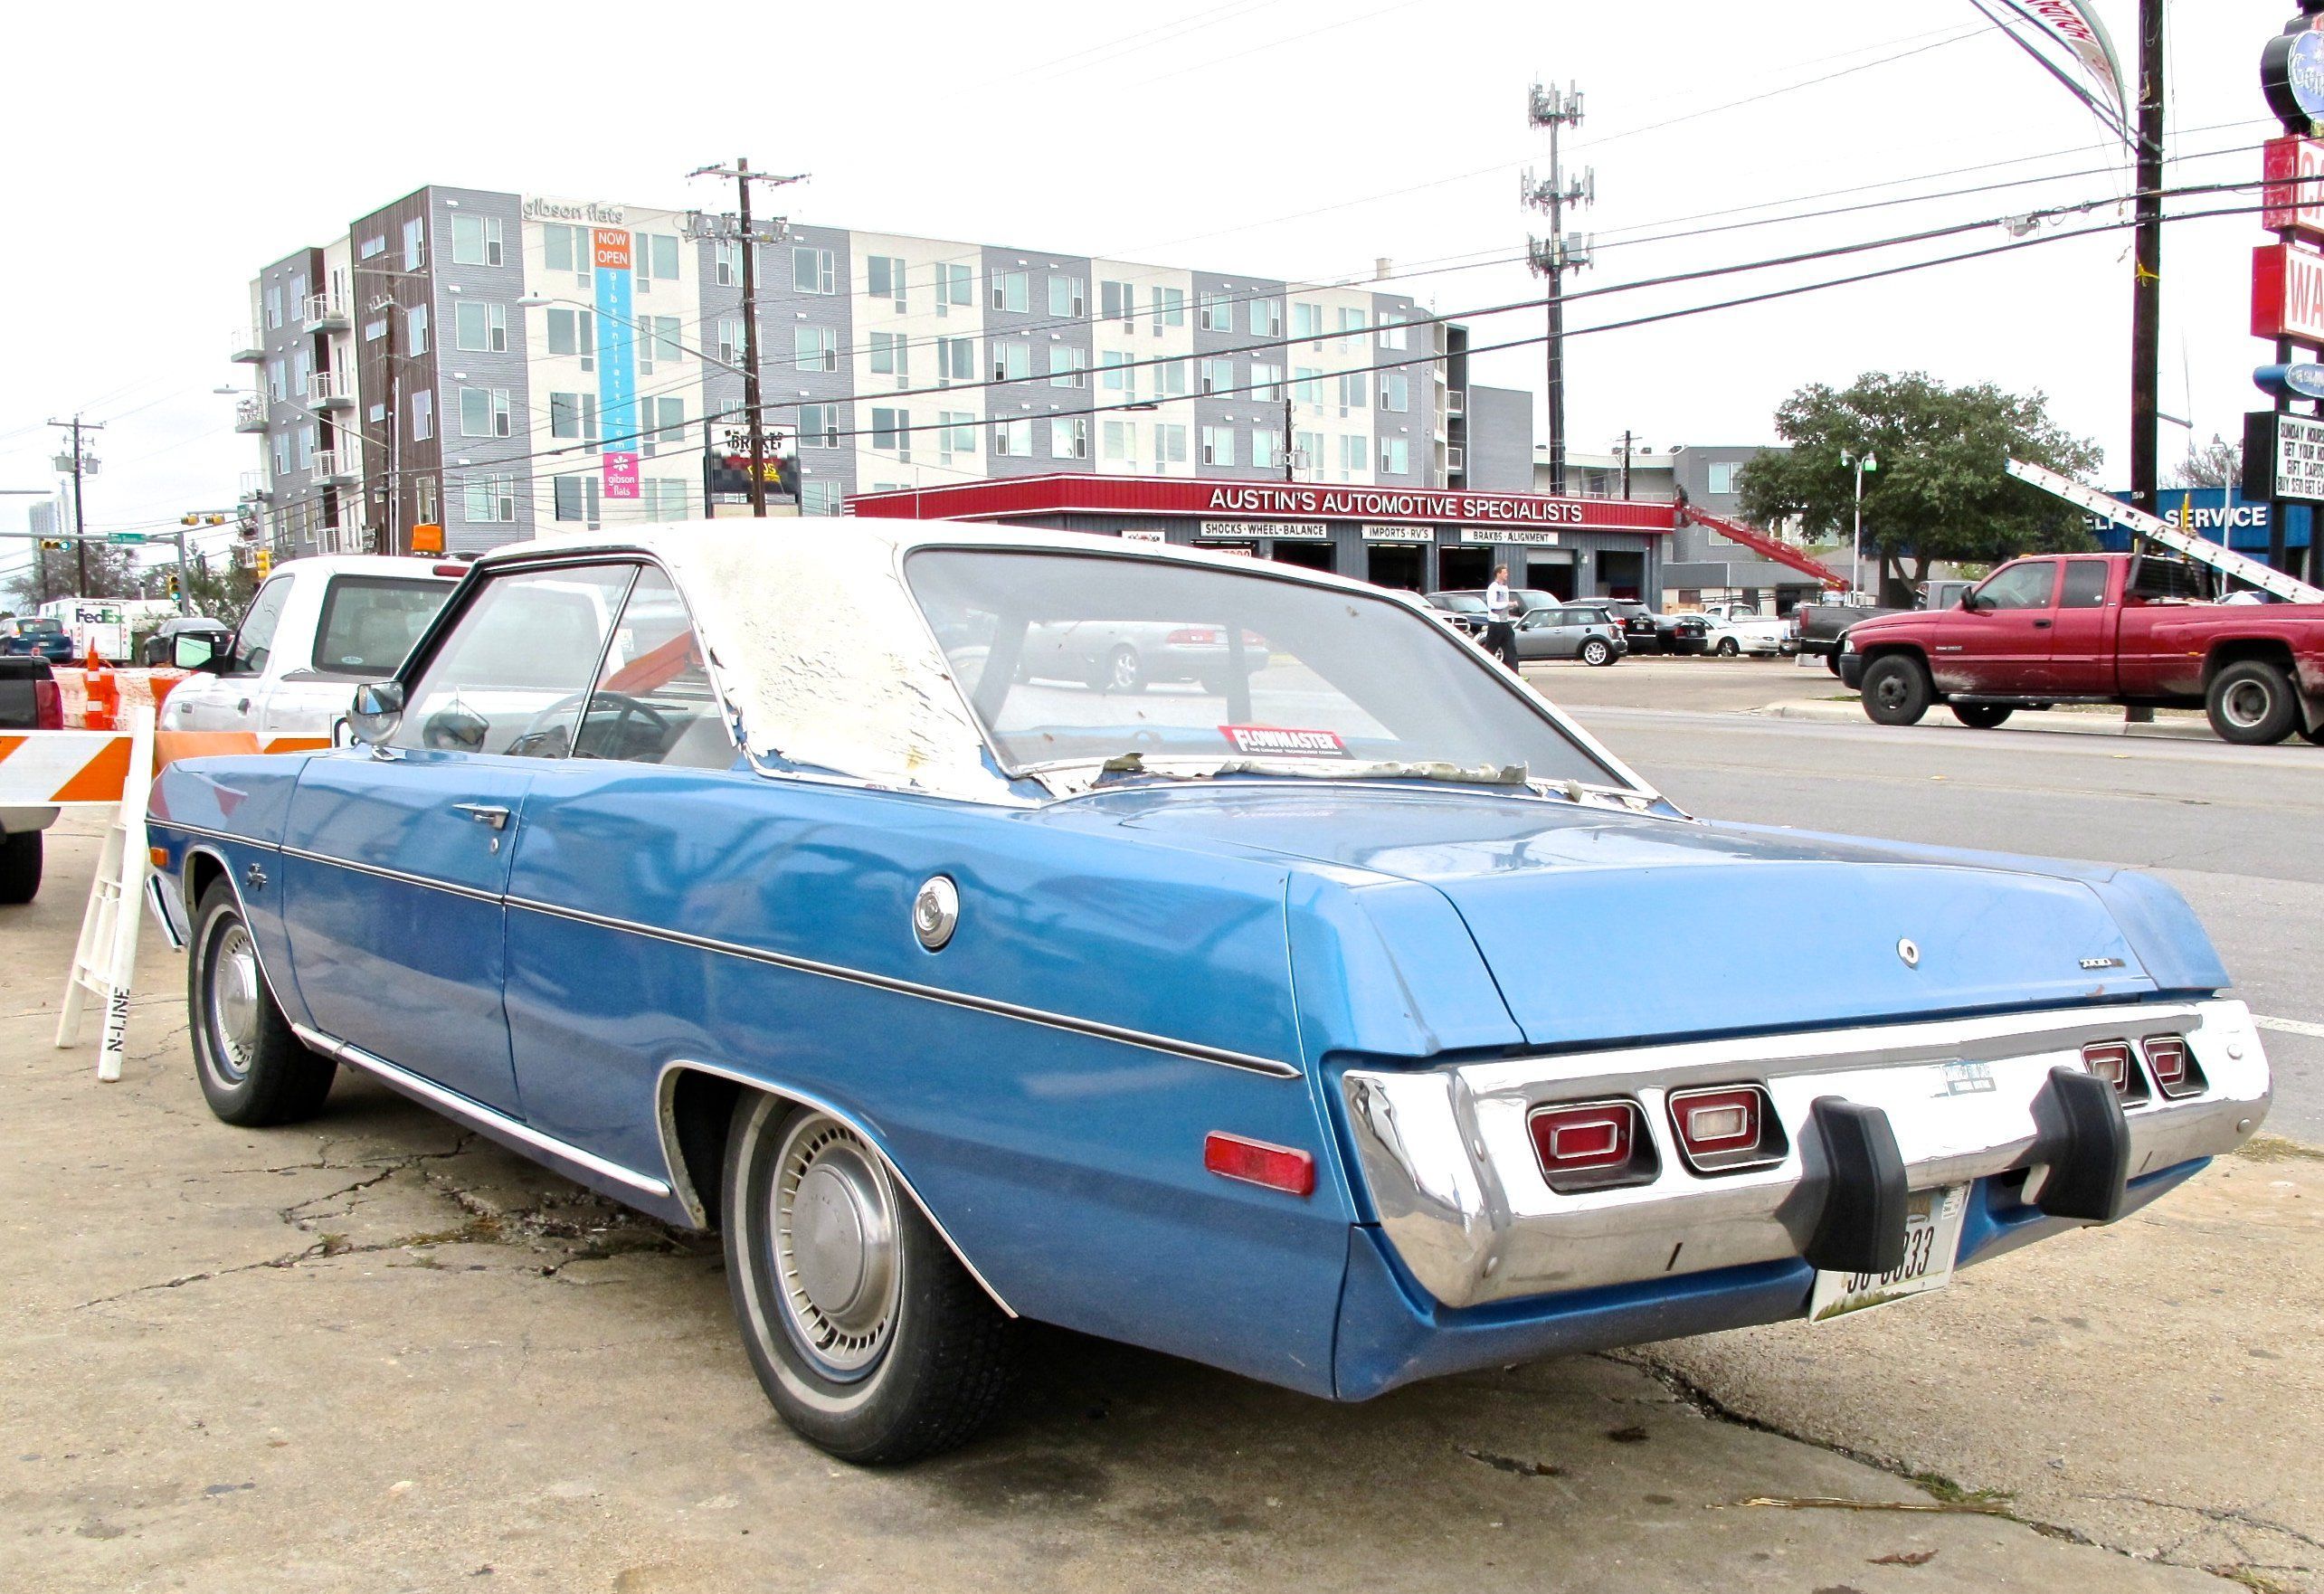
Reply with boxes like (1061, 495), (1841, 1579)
(2142, 1035), (2200, 1098)
(1528, 1099), (1657, 1193)
(1665, 1085), (1787, 1173)
(33, 679), (62, 730)
(1165, 627), (1221, 646)
(2082, 1039), (2146, 1102)
(432, 563), (469, 577)
(1203, 1132), (1314, 1196)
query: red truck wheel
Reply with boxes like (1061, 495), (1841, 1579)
(2205, 661), (2298, 745)
(1860, 656), (1932, 726)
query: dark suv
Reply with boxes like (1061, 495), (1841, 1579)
(1569, 599), (1708, 656)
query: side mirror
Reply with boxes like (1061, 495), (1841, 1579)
(347, 680), (406, 746)
(1961, 593), (1987, 613)
(173, 634), (218, 670)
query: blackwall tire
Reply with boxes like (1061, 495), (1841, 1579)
(2206, 661), (2299, 745)
(1716, 638), (1740, 657)
(722, 1093), (1016, 1466)
(188, 881), (337, 1125)
(1860, 656), (1932, 727)
(1949, 703), (2014, 729)
(1580, 639), (1614, 668)
(0, 830), (42, 905)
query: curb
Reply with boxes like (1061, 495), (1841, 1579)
(1757, 699), (2225, 742)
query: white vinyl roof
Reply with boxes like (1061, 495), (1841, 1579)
(479, 519), (1394, 804)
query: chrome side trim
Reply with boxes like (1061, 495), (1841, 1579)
(142, 874), (185, 951)
(652, 1059), (1017, 1318)
(1343, 998), (2270, 1309)
(148, 817), (280, 852)
(280, 844), (503, 905)
(292, 1021), (673, 1200)
(507, 894), (1302, 1078)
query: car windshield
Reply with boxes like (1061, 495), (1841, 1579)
(906, 548), (1623, 785)
(1432, 593), (1487, 613)
(312, 576), (451, 677)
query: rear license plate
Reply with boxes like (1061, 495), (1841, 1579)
(1807, 1184), (1968, 1324)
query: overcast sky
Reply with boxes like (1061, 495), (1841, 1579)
(0, 0), (2284, 578)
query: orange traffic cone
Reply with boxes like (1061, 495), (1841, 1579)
(82, 642), (119, 732)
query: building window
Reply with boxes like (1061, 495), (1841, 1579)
(1337, 307), (1368, 346)
(553, 475), (594, 525)
(992, 341), (1031, 384)
(1199, 292), (1234, 332)
(1102, 420), (1135, 461)
(547, 307), (596, 370)
(1379, 437), (1409, 475)
(1200, 357), (1234, 396)
(413, 391), (433, 441)
(1339, 434), (1367, 479)
(1050, 416), (1088, 460)
(867, 254), (907, 308)
(1200, 425), (1235, 467)
(1099, 351), (1136, 399)
(793, 247), (836, 295)
(454, 301), (507, 352)
(543, 223), (590, 276)
(716, 318), (745, 368)
(870, 406), (911, 455)
(1707, 461), (1741, 495)
(1101, 280), (1135, 327)
(410, 304), (430, 355)
(991, 417), (1032, 457)
(798, 403), (839, 448)
(635, 315), (683, 375)
(802, 479), (841, 516)
(1048, 274), (1086, 318)
(1380, 373), (1409, 413)
(267, 359), (286, 402)
(402, 218), (426, 271)
(713, 240), (740, 287)
(1250, 361), (1283, 401)
(451, 213), (503, 267)
(1153, 359), (1189, 399)
(795, 326), (839, 372)
(416, 477), (438, 526)
(1337, 372), (1367, 412)
(461, 474), (517, 523)
(989, 270), (1029, 313)
(938, 410), (977, 460)
(1292, 303), (1323, 346)
(271, 435), (289, 475)
(639, 396), (685, 456)
(1293, 366), (1321, 404)
(636, 233), (680, 289)
(1153, 423), (1189, 468)
(1377, 312), (1407, 350)
(1251, 429), (1282, 470)
(359, 235), (386, 261)
(297, 424), (316, 470)
(936, 261), (972, 313)
(363, 317), (387, 343)
(870, 331), (909, 378)
(293, 347), (311, 394)
(1250, 298), (1283, 338)
(1150, 286), (1186, 333)
(265, 286), (283, 329)
(938, 337), (975, 383)
(1049, 346), (1088, 387)
(642, 479), (689, 519)
(460, 387), (511, 438)
(1295, 429), (1324, 471)
(549, 392), (599, 441)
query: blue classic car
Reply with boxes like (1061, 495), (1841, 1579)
(144, 525), (2272, 1464)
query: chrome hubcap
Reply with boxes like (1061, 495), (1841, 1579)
(205, 922), (260, 1083)
(771, 1115), (899, 1378)
(2224, 680), (2271, 728)
(1110, 651), (1139, 689)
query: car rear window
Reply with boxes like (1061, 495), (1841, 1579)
(312, 576), (453, 677)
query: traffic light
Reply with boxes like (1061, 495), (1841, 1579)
(39, 538), (66, 551)
(166, 574), (180, 598)
(181, 515), (199, 527)
(254, 548), (273, 579)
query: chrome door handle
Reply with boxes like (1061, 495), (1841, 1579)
(452, 802), (511, 830)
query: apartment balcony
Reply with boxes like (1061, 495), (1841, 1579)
(231, 328), (265, 363)
(233, 396), (270, 433)
(237, 470), (270, 503)
(303, 292), (351, 332)
(313, 450), (359, 486)
(307, 370), (354, 411)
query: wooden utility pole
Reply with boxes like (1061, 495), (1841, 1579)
(46, 417), (102, 592)
(688, 160), (808, 518)
(1526, 83), (1590, 497)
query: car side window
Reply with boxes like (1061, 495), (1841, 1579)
(1977, 560), (2059, 612)
(2060, 560), (2110, 608)
(388, 564), (637, 758)
(572, 566), (737, 769)
(231, 576), (293, 675)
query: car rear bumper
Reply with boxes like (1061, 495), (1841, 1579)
(1336, 998), (2267, 1313)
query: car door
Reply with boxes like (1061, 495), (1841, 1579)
(1514, 608), (1564, 659)
(279, 561), (638, 1115)
(2043, 557), (2115, 694)
(176, 573), (293, 731)
(1936, 558), (2060, 694)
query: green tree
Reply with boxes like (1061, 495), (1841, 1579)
(1, 540), (144, 612)
(175, 550), (258, 624)
(2171, 434), (2241, 490)
(1736, 371), (2101, 604)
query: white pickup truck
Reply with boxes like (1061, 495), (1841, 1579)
(160, 555), (460, 741)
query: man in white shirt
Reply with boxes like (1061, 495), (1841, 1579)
(1483, 565), (1521, 670)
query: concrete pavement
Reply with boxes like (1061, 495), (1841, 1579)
(5, 811), (2313, 1592)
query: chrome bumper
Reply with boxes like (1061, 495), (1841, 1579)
(1341, 999), (2269, 1309)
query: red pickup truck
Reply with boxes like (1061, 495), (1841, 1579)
(1836, 552), (2324, 745)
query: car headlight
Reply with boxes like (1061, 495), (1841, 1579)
(1840, 635), (1856, 654)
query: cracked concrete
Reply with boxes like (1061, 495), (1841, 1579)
(3, 812), (2310, 1593)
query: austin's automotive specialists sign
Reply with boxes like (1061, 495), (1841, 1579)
(1205, 486), (1586, 526)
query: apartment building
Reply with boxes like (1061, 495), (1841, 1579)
(232, 185), (1507, 556)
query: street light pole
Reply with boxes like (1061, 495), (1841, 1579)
(1845, 450), (1879, 597)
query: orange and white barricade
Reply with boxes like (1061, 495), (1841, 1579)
(49, 710), (156, 1080)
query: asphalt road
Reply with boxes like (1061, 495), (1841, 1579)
(1539, 667), (2324, 1143)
